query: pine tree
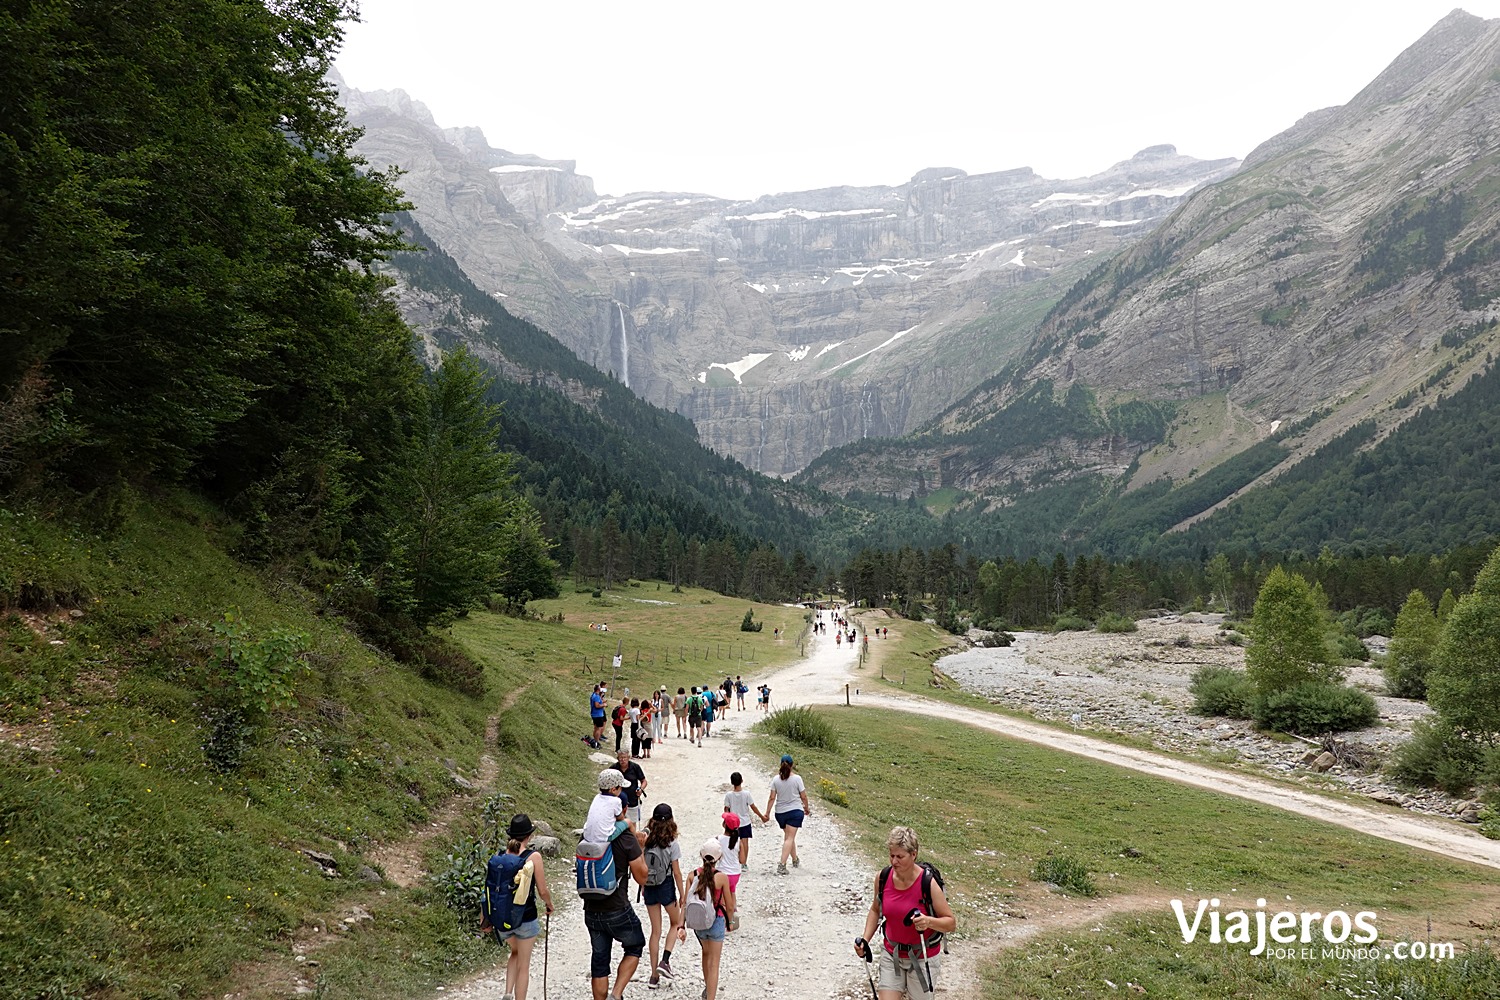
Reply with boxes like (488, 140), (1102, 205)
(1246, 567), (1337, 695)
(1384, 590), (1439, 699)
(1427, 548), (1500, 742)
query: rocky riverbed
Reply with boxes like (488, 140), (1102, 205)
(935, 614), (1488, 827)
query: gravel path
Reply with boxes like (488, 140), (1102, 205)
(443, 624), (891, 1000)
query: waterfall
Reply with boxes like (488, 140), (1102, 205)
(616, 302), (630, 389)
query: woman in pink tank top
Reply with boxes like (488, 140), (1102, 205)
(854, 826), (955, 999)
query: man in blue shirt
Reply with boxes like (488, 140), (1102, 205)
(590, 683), (607, 746)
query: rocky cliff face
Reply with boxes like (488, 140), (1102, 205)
(333, 70), (1238, 475)
(853, 10), (1500, 513)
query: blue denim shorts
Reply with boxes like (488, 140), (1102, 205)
(491, 918), (540, 941)
(776, 809), (804, 829)
(694, 913), (726, 942)
(583, 906), (645, 978)
(643, 880), (677, 907)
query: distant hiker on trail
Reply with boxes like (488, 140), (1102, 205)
(721, 676), (733, 710)
(673, 686), (688, 739)
(723, 771), (768, 870)
(855, 826), (955, 1000)
(757, 684), (771, 711)
(653, 686), (669, 744)
(688, 687), (704, 746)
(638, 697), (655, 759)
(702, 686), (717, 739)
(590, 683), (607, 746)
(614, 748), (647, 826)
(684, 839), (737, 1000)
(612, 695), (629, 753)
(642, 802), (685, 989)
(629, 697), (642, 758)
(735, 676), (748, 711)
(580, 777), (649, 1000)
(480, 814), (554, 1000)
(765, 754), (810, 875)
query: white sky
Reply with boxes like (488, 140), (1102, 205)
(336, 1), (1500, 201)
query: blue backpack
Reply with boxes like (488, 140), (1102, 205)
(483, 849), (534, 932)
(576, 821), (627, 897)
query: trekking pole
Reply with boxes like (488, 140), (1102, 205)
(853, 937), (878, 1000)
(903, 908), (935, 996)
(543, 911), (550, 1000)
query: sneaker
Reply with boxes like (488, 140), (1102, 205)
(777, 863), (788, 875)
(658, 958), (674, 981)
(791, 856), (800, 868)
(648, 975), (660, 990)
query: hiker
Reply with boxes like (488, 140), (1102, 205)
(581, 772), (649, 1000)
(702, 686), (716, 739)
(764, 754), (810, 875)
(715, 811), (743, 892)
(721, 676), (733, 710)
(757, 684), (771, 711)
(480, 814), (554, 1000)
(673, 686), (688, 739)
(629, 697), (642, 758)
(652, 686), (668, 744)
(611, 695), (629, 753)
(735, 676), (747, 711)
(687, 687), (704, 745)
(584, 769), (629, 844)
(590, 683), (607, 745)
(642, 802), (685, 989)
(614, 748), (647, 826)
(638, 697), (655, 759)
(723, 772), (768, 870)
(684, 838), (737, 1000)
(854, 826), (955, 1000)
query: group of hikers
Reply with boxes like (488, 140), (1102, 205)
(481, 607), (954, 999)
(586, 677), (771, 753)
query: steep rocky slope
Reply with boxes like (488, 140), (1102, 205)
(804, 10), (1500, 517)
(335, 72), (1236, 474)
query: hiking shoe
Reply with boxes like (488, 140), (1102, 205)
(777, 862), (788, 875)
(791, 856), (800, 868)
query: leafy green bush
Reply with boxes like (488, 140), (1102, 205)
(1251, 682), (1378, 735)
(1031, 854), (1098, 897)
(1332, 632), (1370, 662)
(1096, 612), (1138, 633)
(1388, 719), (1485, 795)
(1189, 666), (1256, 719)
(757, 705), (839, 752)
(1051, 614), (1091, 632)
(740, 609), (763, 632)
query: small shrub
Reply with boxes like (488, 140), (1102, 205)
(590, 589), (602, 598)
(1051, 614), (1090, 632)
(1332, 632), (1370, 662)
(1388, 719), (1484, 794)
(1384, 656), (1428, 700)
(1220, 630), (1246, 646)
(757, 705), (839, 752)
(976, 631), (1014, 648)
(1031, 855), (1098, 897)
(1251, 682), (1378, 735)
(1096, 612), (1138, 633)
(740, 610), (763, 632)
(816, 777), (849, 807)
(1190, 666), (1256, 719)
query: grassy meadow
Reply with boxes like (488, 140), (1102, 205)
(748, 705), (1500, 998)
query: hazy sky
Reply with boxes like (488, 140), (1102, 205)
(336, 1), (1498, 201)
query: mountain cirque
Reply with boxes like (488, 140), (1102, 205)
(336, 70), (1237, 474)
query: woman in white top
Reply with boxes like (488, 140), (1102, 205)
(763, 753), (811, 875)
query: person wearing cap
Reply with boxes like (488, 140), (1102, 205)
(764, 753), (811, 875)
(855, 826), (955, 1000)
(584, 768), (629, 844)
(581, 771), (649, 1000)
(481, 814), (554, 1000)
(684, 838), (737, 1000)
(641, 802), (685, 988)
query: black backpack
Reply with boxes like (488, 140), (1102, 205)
(878, 861), (948, 953)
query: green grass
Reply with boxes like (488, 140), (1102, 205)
(923, 487), (969, 517)
(0, 494), (614, 1000)
(749, 705), (1500, 996)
